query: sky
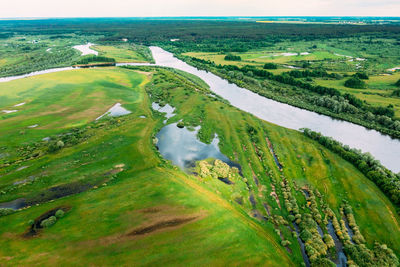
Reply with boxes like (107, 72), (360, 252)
(1, 0), (400, 18)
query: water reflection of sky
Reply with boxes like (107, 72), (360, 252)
(150, 46), (400, 173)
(156, 123), (233, 170)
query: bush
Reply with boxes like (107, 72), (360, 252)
(395, 79), (400, 87)
(392, 89), (400, 97)
(353, 72), (369, 80)
(344, 77), (366, 89)
(177, 121), (184, 128)
(0, 208), (15, 217)
(40, 216), (57, 228)
(28, 219), (34, 226)
(55, 209), (65, 218)
(263, 63), (278, 69)
(224, 54), (241, 61)
(48, 140), (64, 152)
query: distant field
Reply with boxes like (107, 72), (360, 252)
(93, 45), (149, 62)
(314, 73), (400, 118)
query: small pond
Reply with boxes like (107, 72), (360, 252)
(156, 123), (238, 170)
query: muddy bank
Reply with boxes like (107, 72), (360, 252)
(24, 206), (70, 237)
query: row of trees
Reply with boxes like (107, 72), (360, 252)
(224, 54), (241, 61)
(76, 55), (116, 65)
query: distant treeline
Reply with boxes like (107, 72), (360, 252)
(302, 128), (400, 210)
(76, 55), (116, 65)
(1, 19), (400, 49)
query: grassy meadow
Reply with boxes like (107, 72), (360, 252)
(0, 66), (398, 265)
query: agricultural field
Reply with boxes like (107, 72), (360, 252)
(0, 65), (399, 266)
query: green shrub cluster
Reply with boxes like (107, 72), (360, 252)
(224, 54), (241, 61)
(0, 208), (15, 217)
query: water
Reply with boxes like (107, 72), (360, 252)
(152, 103), (175, 124)
(0, 198), (26, 210)
(292, 222), (311, 267)
(0, 67), (74, 83)
(96, 103), (131, 120)
(73, 43), (98, 56)
(327, 221), (348, 267)
(156, 123), (237, 170)
(0, 46), (399, 172)
(148, 46), (400, 173)
(2, 110), (17, 114)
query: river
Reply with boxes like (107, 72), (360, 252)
(148, 46), (400, 173)
(0, 46), (399, 172)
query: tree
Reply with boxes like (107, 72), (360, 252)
(224, 54), (241, 61)
(392, 89), (400, 97)
(263, 63), (278, 69)
(344, 77), (366, 89)
(353, 72), (369, 80)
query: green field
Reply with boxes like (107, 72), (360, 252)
(0, 67), (399, 265)
(314, 73), (400, 118)
(93, 44), (151, 63)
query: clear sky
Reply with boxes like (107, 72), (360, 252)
(1, 0), (400, 18)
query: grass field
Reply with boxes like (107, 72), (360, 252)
(93, 45), (149, 62)
(0, 67), (399, 265)
(314, 73), (400, 118)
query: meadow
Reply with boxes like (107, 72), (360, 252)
(0, 66), (399, 266)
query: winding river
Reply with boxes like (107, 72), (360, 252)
(0, 46), (399, 172)
(148, 47), (400, 173)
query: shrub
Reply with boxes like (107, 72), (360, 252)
(392, 89), (400, 97)
(177, 121), (184, 128)
(224, 54), (241, 61)
(344, 77), (366, 89)
(395, 79), (400, 87)
(48, 140), (65, 152)
(0, 208), (15, 217)
(263, 63), (278, 69)
(353, 72), (369, 80)
(28, 219), (35, 226)
(40, 216), (57, 228)
(55, 209), (65, 218)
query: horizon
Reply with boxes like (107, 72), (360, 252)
(2, 0), (400, 18)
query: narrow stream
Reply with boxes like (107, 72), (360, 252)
(327, 221), (348, 267)
(292, 222), (311, 267)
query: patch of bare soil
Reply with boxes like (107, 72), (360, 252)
(128, 217), (198, 236)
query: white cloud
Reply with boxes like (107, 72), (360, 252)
(1, 0), (399, 17)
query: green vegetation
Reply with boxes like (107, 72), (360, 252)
(93, 44), (153, 63)
(0, 19), (399, 266)
(345, 77), (367, 89)
(0, 65), (398, 265)
(302, 128), (400, 207)
(264, 63), (278, 69)
(224, 54), (242, 61)
(76, 55), (116, 65)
